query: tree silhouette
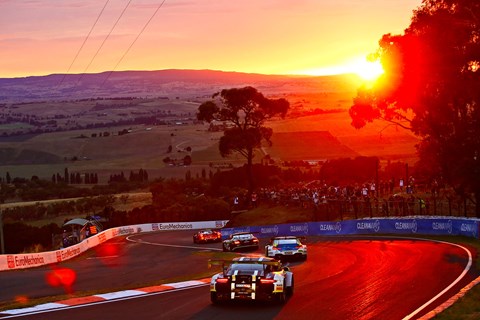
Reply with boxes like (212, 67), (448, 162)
(197, 86), (289, 195)
(349, 0), (480, 216)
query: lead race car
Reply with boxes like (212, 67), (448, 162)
(192, 229), (222, 244)
(209, 256), (294, 304)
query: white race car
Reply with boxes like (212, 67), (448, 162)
(265, 236), (307, 260)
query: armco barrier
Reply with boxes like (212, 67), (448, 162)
(0, 220), (228, 272)
(221, 217), (480, 240)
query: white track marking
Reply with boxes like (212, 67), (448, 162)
(402, 239), (473, 320)
(126, 236), (222, 251)
(0, 284), (209, 318)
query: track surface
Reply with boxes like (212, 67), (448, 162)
(0, 231), (477, 319)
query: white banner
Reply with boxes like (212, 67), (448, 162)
(0, 220), (228, 271)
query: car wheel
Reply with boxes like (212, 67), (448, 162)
(265, 249), (269, 257)
(222, 244), (227, 252)
(193, 237), (197, 244)
(210, 292), (219, 305)
(276, 282), (287, 304)
(286, 276), (294, 297)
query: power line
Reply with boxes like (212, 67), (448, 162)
(57, 0), (111, 87)
(76, 0), (134, 86)
(99, 0), (168, 89)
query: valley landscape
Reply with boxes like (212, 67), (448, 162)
(0, 69), (418, 183)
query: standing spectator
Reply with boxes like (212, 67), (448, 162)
(251, 192), (258, 208)
(233, 196), (239, 210)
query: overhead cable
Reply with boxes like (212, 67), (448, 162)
(57, 0), (111, 87)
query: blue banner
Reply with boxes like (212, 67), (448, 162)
(222, 218), (479, 239)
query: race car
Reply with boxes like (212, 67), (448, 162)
(209, 256), (294, 304)
(265, 236), (307, 260)
(193, 229), (222, 244)
(222, 232), (259, 252)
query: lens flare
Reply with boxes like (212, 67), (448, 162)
(46, 267), (77, 294)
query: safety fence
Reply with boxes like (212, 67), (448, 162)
(310, 197), (477, 220)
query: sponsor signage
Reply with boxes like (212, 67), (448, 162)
(260, 225), (279, 237)
(7, 254), (46, 269)
(222, 218), (479, 240)
(7, 256), (14, 269)
(158, 223), (193, 230)
(318, 222), (342, 235)
(0, 220), (229, 271)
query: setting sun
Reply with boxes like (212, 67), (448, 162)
(352, 58), (384, 81)
(293, 56), (384, 80)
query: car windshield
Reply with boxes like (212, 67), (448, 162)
(232, 234), (253, 240)
(226, 263), (265, 275)
(274, 239), (299, 245)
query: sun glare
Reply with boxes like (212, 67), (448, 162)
(351, 58), (384, 81)
(294, 56), (384, 82)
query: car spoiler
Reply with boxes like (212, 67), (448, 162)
(270, 236), (307, 242)
(208, 258), (282, 269)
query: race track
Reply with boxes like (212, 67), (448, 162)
(0, 231), (476, 319)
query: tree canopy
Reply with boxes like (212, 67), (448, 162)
(197, 86), (289, 195)
(349, 0), (480, 216)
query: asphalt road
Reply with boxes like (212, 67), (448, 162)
(0, 231), (477, 319)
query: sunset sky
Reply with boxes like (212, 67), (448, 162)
(0, 0), (422, 79)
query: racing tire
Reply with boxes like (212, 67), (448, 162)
(286, 276), (294, 297)
(222, 244), (227, 252)
(265, 249), (269, 257)
(210, 292), (220, 305)
(276, 281), (287, 304)
(193, 237), (197, 244)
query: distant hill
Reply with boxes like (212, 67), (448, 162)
(0, 69), (361, 103)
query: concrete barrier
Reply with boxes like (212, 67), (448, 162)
(0, 220), (228, 271)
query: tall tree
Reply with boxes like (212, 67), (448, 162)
(197, 86), (289, 195)
(349, 0), (480, 216)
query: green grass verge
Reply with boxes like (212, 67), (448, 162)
(418, 236), (480, 320)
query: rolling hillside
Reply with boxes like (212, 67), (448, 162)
(0, 69), (418, 181)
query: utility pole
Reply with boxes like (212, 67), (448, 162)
(0, 210), (4, 254)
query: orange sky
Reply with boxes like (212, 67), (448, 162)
(0, 0), (422, 78)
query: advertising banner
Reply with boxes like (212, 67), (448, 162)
(0, 220), (229, 271)
(221, 218), (479, 240)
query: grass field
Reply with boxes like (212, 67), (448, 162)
(0, 114), (418, 183)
